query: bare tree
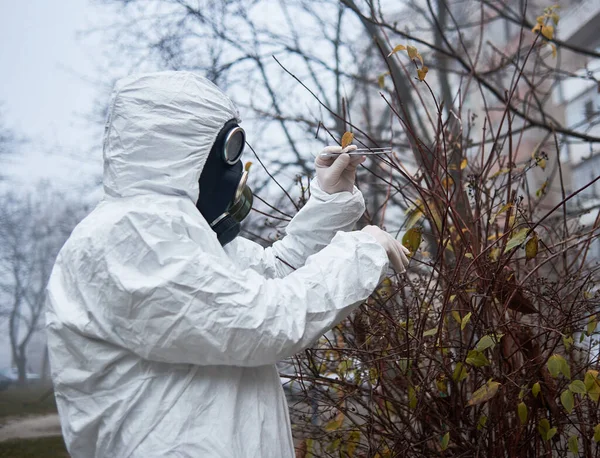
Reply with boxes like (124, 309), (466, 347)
(0, 187), (87, 384)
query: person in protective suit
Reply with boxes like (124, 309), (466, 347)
(45, 71), (410, 458)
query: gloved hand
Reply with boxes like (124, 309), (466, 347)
(361, 226), (411, 274)
(315, 145), (366, 194)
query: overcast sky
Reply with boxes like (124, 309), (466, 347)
(0, 0), (110, 192)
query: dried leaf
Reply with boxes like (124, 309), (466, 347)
(407, 45), (419, 61)
(468, 380), (500, 406)
(518, 401), (528, 425)
(525, 233), (539, 260)
(341, 132), (354, 149)
(560, 389), (574, 413)
(550, 43), (557, 58)
(388, 44), (407, 57)
(417, 66), (428, 81)
(402, 227), (422, 253)
(244, 161), (253, 172)
(541, 24), (554, 40)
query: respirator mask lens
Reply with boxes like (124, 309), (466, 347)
(223, 127), (246, 165)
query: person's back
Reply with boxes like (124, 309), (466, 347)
(46, 71), (408, 457)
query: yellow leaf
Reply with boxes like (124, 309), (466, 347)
(504, 227), (529, 253)
(460, 158), (468, 170)
(466, 350), (490, 367)
(402, 227), (422, 253)
(405, 208), (424, 229)
(532, 382), (541, 397)
(388, 44), (407, 57)
(489, 247), (500, 262)
(408, 385), (418, 409)
(341, 132), (354, 149)
(407, 45), (419, 61)
(453, 362), (468, 382)
(518, 401), (528, 425)
(477, 415), (487, 431)
(532, 23), (542, 34)
(538, 418), (557, 441)
(490, 167), (511, 179)
(324, 412), (344, 431)
(550, 43), (557, 58)
(568, 435), (579, 454)
(551, 13), (560, 25)
(489, 203), (512, 224)
(587, 315), (597, 336)
(440, 432), (450, 451)
(541, 25), (554, 40)
(345, 430), (360, 457)
(378, 71), (390, 89)
(560, 389), (574, 413)
(468, 380), (501, 406)
(536, 16), (545, 24)
(461, 312), (472, 331)
(451, 311), (461, 324)
(417, 66), (428, 81)
(548, 354), (570, 378)
(442, 175), (454, 189)
(525, 233), (539, 260)
(569, 380), (586, 394)
(465, 252), (474, 259)
(584, 370), (600, 402)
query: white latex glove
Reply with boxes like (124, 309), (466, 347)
(315, 145), (366, 194)
(361, 226), (410, 274)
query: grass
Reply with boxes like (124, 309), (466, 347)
(0, 384), (69, 457)
(0, 384), (58, 424)
(0, 436), (69, 458)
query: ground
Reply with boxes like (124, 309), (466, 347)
(0, 385), (69, 457)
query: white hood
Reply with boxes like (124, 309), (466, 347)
(102, 71), (239, 202)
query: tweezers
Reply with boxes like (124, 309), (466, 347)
(320, 147), (393, 158)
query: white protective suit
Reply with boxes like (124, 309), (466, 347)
(45, 71), (389, 458)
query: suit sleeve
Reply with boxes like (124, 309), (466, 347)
(225, 178), (366, 277)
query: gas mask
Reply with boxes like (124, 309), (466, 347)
(196, 120), (253, 246)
